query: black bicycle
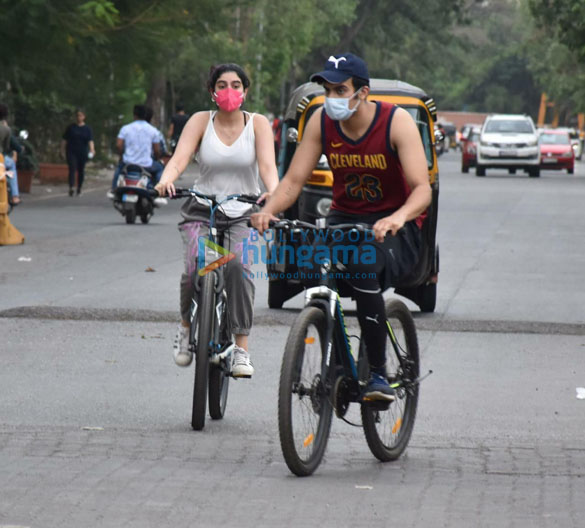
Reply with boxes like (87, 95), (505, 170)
(171, 188), (260, 431)
(273, 219), (430, 476)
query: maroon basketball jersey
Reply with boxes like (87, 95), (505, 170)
(322, 101), (424, 228)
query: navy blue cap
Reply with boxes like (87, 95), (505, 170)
(310, 53), (370, 84)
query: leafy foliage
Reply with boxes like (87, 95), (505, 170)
(529, 0), (585, 59)
(527, 0), (585, 116)
(0, 0), (583, 163)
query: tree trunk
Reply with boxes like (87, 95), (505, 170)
(146, 73), (167, 129)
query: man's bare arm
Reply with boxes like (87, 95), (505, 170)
(372, 107), (431, 241)
(252, 109), (324, 233)
(116, 138), (125, 157)
(153, 142), (161, 161)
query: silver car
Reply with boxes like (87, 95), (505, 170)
(476, 114), (541, 177)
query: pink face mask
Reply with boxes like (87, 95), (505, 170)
(213, 87), (244, 112)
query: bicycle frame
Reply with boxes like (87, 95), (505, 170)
(190, 267), (233, 364)
(174, 188), (259, 369)
(170, 187), (260, 429)
(274, 220), (417, 403)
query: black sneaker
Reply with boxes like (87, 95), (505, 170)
(363, 372), (395, 402)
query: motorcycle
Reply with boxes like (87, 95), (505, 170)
(434, 125), (446, 157)
(112, 164), (161, 224)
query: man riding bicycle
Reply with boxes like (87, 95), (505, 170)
(251, 52), (431, 401)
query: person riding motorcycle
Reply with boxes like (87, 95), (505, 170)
(107, 104), (165, 203)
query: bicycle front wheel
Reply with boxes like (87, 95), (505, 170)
(191, 272), (215, 431)
(209, 295), (230, 420)
(278, 306), (333, 476)
(361, 299), (420, 461)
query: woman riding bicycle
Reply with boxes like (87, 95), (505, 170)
(156, 63), (278, 377)
(251, 53), (431, 399)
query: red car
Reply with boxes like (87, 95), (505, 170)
(461, 127), (481, 173)
(539, 130), (575, 174)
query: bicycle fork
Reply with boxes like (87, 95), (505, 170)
(190, 271), (234, 370)
(304, 286), (359, 395)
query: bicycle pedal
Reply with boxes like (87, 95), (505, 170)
(361, 398), (391, 411)
(230, 373), (252, 379)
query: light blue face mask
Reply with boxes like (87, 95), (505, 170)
(324, 88), (362, 121)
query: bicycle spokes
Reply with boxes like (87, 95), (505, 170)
(279, 307), (333, 476)
(361, 300), (420, 462)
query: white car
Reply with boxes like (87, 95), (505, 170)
(476, 114), (541, 177)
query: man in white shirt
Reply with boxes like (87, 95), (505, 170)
(108, 104), (164, 198)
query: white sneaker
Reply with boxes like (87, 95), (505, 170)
(106, 190), (115, 200)
(232, 346), (254, 378)
(173, 324), (192, 367)
(153, 197), (168, 207)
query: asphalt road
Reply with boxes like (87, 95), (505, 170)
(1, 153), (585, 527)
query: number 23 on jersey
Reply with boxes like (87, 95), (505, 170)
(344, 173), (383, 202)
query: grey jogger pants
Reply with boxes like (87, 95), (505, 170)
(178, 198), (255, 336)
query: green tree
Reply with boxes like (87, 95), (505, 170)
(527, 0), (585, 116)
(167, 0), (358, 115)
(529, 0), (585, 59)
(0, 0), (221, 159)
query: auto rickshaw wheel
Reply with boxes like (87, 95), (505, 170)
(417, 283), (437, 313)
(268, 279), (303, 309)
(268, 279), (288, 309)
(394, 282), (436, 313)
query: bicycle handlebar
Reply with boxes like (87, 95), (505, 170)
(170, 188), (262, 206)
(258, 218), (374, 234)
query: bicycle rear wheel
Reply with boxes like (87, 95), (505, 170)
(208, 363), (229, 419)
(278, 306), (333, 476)
(361, 299), (420, 461)
(191, 272), (215, 430)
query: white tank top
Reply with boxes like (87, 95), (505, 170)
(194, 111), (260, 218)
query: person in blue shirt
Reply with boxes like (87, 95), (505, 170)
(107, 104), (164, 198)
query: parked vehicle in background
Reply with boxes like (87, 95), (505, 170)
(439, 121), (457, 149)
(460, 123), (483, 145)
(476, 114), (540, 177)
(461, 126), (481, 173)
(434, 123), (447, 156)
(554, 127), (582, 161)
(539, 129), (574, 174)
